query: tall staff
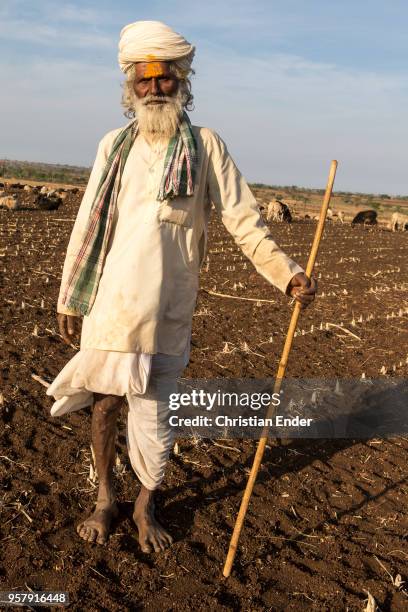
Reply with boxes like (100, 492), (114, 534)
(223, 160), (338, 578)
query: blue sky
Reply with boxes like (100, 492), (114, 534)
(1, 0), (407, 193)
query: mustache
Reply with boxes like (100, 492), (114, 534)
(142, 95), (175, 106)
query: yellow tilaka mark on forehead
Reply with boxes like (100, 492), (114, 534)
(143, 61), (164, 78)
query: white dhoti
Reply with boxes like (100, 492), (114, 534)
(47, 346), (189, 490)
(126, 351), (187, 490)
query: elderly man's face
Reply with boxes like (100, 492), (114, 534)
(133, 61), (179, 101)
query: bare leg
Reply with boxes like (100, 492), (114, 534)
(133, 486), (173, 553)
(77, 393), (122, 545)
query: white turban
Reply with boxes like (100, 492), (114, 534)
(118, 20), (195, 74)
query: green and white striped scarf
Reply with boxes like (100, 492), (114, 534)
(61, 112), (197, 316)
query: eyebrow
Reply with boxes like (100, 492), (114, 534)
(135, 73), (175, 82)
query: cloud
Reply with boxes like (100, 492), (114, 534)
(192, 48), (408, 192)
(0, 0), (114, 49)
(1, 45), (407, 192)
(0, 19), (113, 49)
(0, 1), (407, 193)
(0, 57), (123, 165)
(50, 4), (106, 25)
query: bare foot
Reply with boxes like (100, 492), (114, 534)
(133, 487), (173, 553)
(77, 501), (118, 545)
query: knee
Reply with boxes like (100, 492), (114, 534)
(93, 394), (123, 417)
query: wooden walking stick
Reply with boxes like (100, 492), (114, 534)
(223, 160), (338, 578)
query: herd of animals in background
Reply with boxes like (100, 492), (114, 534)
(264, 198), (408, 231)
(0, 181), (407, 231)
(0, 182), (80, 211)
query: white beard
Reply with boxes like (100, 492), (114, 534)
(133, 91), (184, 143)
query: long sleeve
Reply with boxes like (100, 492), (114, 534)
(207, 131), (304, 294)
(57, 131), (118, 315)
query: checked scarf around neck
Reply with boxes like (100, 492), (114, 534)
(61, 111), (197, 316)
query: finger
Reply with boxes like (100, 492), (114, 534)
(297, 285), (316, 296)
(67, 316), (75, 336)
(296, 274), (311, 290)
(60, 321), (72, 345)
(294, 292), (315, 306)
(291, 286), (311, 299)
(295, 292), (315, 302)
(296, 277), (317, 296)
(295, 295), (314, 308)
(57, 315), (65, 336)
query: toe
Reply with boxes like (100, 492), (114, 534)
(140, 538), (152, 553)
(78, 526), (88, 540)
(156, 533), (168, 550)
(87, 528), (97, 543)
(97, 533), (107, 545)
(151, 535), (162, 553)
(81, 527), (91, 540)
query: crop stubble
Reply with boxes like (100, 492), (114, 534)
(0, 192), (407, 610)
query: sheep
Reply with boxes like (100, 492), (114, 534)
(352, 210), (377, 225)
(0, 195), (20, 211)
(336, 210), (345, 223)
(391, 211), (408, 231)
(266, 199), (292, 223)
(36, 193), (62, 211)
(267, 200), (282, 222)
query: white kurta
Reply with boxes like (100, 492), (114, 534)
(80, 134), (197, 355)
(57, 125), (304, 355)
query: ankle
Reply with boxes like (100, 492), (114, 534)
(96, 496), (116, 508)
(134, 487), (155, 510)
(97, 481), (116, 505)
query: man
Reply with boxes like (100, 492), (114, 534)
(47, 20), (316, 553)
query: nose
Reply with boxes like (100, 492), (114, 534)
(149, 77), (160, 96)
